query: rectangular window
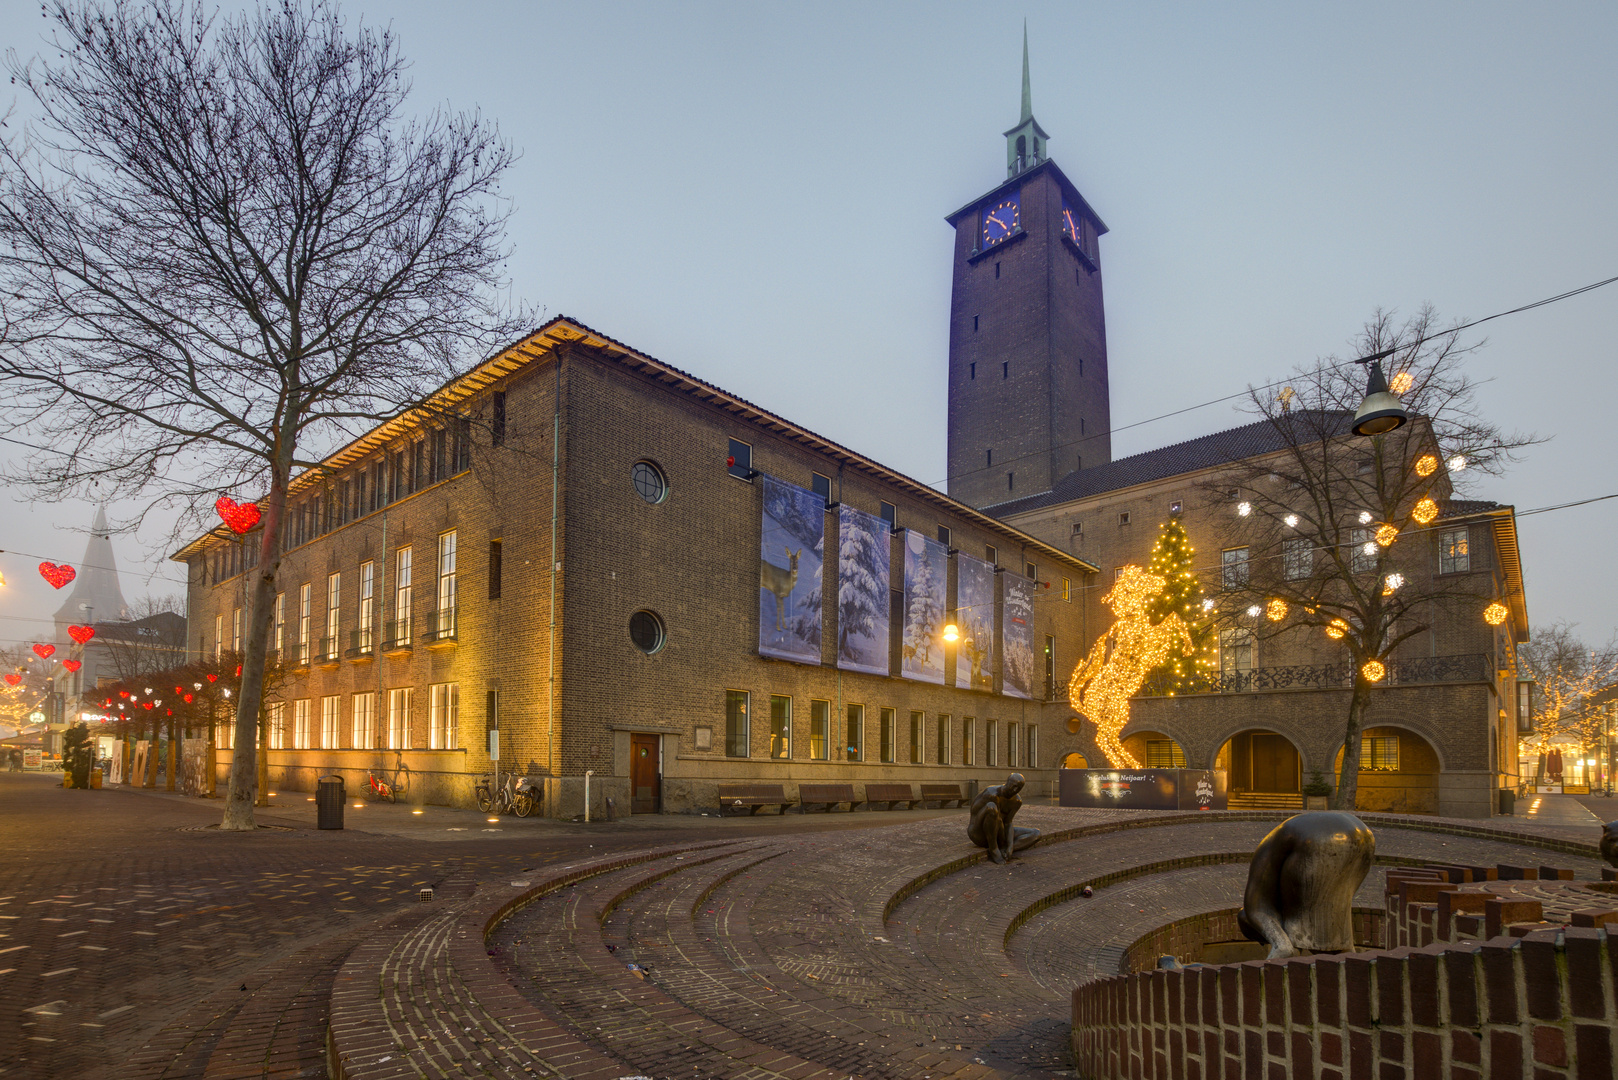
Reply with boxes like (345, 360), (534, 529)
(431, 428), (447, 483)
(727, 437), (752, 481)
(1220, 628), (1254, 674)
(1118, 511), (1131, 526)
(936, 714), (950, 764)
(1027, 724), (1038, 769)
(488, 540), (502, 600)
(725, 690), (750, 757)
(214, 614), (223, 661)
(1283, 537), (1312, 581)
(267, 701), (285, 749)
(391, 450), (406, 503)
(453, 416), (472, 472)
(1351, 527), (1375, 574)
(986, 719), (998, 767)
(1221, 547), (1250, 589)
(985, 545), (997, 566)
(353, 471), (366, 517)
(357, 561), (374, 653)
(769, 695), (791, 760)
(354, 693), (375, 751)
(879, 501), (896, 527)
(880, 707), (896, 763)
(1361, 735), (1400, 771)
(962, 717), (975, 766)
(412, 440), (425, 494)
(297, 583), (312, 665)
(1145, 739), (1186, 768)
(387, 687), (413, 750)
(273, 592), (285, 654)
(394, 546), (413, 645)
(217, 716), (233, 749)
(491, 391), (506, 447)
(232, 607), (243, 653)
(1439, 528), (1470, 574)
(909, 711), (924, 764)
(1008, 722), (1019, 768)
(436, 530), (457, 637)
(1062, 577), (1071, 602)
(811, 472), (832, 505)
(937, 525), (951, 547)
(430, 683), (459, 750)
(325, 572), (341, 659)
(1025, 561), (1036, 580)
(321, 696), (340, 749)
(810, 699), (830, 760)
(846, 703), (864, 762)
(293, 699), (310, 750)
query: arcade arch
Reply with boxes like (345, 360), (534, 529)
(1333, 725), (1441, 814)
(1120, 729), (1186, 770)
(1214, 729), (1302, 802)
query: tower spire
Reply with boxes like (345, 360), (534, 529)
(1020, 21), (1032, 123)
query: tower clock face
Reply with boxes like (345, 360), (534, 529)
(1061, 202), (1081, 246)
(981, 195), (1020, 247)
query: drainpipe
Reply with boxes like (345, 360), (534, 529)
(583, 769), (592, 823)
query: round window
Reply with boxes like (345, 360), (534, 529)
(631, 460), (667, 504)
(628, 610), (666, 654)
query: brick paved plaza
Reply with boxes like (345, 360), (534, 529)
(0, 773), (1609, 1080)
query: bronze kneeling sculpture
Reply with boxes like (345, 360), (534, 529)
(968, 772), (1040, 864)
(1601, 820), (1618, 869)
(1237, 811), (1375, 959)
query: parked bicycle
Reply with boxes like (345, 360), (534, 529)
(475, 772), (540, 817)
(366, 758), (410, 804)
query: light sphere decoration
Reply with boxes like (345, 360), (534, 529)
(1326, 619), (1349, 640)
(1361, 659), (1387, 683)
(1283, 513), (1299, 528)
(1265, 599), (1288, 621)
(1361, 541), (1378, 557)
(1448, 455), (1467, 472)
(1383, 573), (1405, 595)
(1389, 370), (1414, 395)
(1483, 602), (1509, 626)
(1375, 524), (1399, 547)
(1412, 497), (1439, 525)
(1358, 511), (1373, 524)
(1237, 501), (1252, 517)
(1201, 598), (1216, 612)
(1246, 604), (1262, 618)
(1415, 454), (1439, 477)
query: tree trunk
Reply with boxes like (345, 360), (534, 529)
(165, 714), (177, 791)
(144, 715), (160, 788)
(221, 441), (293, 830)
(1331, 679), (1371, 811)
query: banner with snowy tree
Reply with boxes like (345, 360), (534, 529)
(837, 505), (890, 675)
(759, 475), (825, 664)
(900, 530), (947, 684)
(955, 554), (995, 692)
(1001, 572), (1036, 699)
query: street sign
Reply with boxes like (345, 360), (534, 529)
(488, 729), (499, 761)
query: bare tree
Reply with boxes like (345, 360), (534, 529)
(1202, 306), (1539, 810)
(96, 595), (188, 683)
(0, 0), (520, 828)
(1516, 621), (1618, 776)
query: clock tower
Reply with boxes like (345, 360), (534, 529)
(945, 31), (1111, 509)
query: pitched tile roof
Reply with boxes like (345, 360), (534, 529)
(984, 410), (1352, 517)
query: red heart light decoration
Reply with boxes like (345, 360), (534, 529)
(215, 496), (262, 535)
(235, 664), (242, 677)
(207, 674), (217, 683)
(183, 693), (193, 704)
(4, 673), (20, 686)
(63, 659), (82, 673)
(32, 643), (55, 660)
(68, 625), (96, 645)
(142, 702), (153, 710)
(38, 562), (76, 589)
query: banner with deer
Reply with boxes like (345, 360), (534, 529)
(836, 504), (890, 675)
(1001, 571), (1036, 699)
(759, 475), (825, 665)
(901, 530), (947, 684)
(955, 553), (994, 691)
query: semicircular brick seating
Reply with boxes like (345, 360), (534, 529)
(325, 808), (1605, 1080)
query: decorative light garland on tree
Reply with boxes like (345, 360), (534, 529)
(1389, 370), (1414, 395)
(1283, 513), (1299, 528)
(1375, 524), (1399, 547)
(1415, 454), (1439, 478)
(1382, 573), (1405, 595)
(1326, 618), (1349, 640)
(1265, 598), (1288, 621)
(1412, 497), (1439, 525)
(1141, 518), (1215, 694)
(1361, 659), (1386, 682)
(1483, 602), (1508, 626)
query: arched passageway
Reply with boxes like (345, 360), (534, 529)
(1061, 751), (1089, 769)
(1122, 730), (1185, 769)
(1334, 726), (1441, 814)
(1215, 730), (1301, 809)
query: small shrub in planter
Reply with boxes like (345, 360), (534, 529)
(1302, 770), (1332, 809)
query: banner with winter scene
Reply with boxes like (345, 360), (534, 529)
(758, 475), (825, 664)
(955, 553), (995, 692)
(900, 530), (947, 684)
(1001, 571), (1036, 699)
(836, 504), (890, 675)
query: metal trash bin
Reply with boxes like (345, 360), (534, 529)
(1498, 788), (1515, 816)
(317, 774), (346, 830)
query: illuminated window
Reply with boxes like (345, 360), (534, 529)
(1144, 740), (1186, 768)
(267, 701), (285, 749)
(325, 573), (341, 658)
(297, 583), (312, 665)
(293, 700), (310, 749)
(321, 696), (340, 749)
(1062, 577), (1071, 602)
(352, 692), (375, 749)
(1439, 529), (1470, 574)
(810, 699), (830, 760)
(436, 531), (457, 636)
(725, 690), (750, 757)
(770, 696), (791, 760)
(388, 687), (413, 750)
(273, 592), (284, 654)
(232, 608), (242, 653)
(394, 547), (413, 646)
(357, 562), (374, 652)
(430, 683), (459, 750)
(1361, 735), (1399, 771)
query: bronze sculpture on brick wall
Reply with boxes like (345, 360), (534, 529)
(1601, 820), (1618, 868)
(1237, 811), (1375, 958)
(968, 772), (1040, 864)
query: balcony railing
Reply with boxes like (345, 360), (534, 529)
(316, 636), (340, 664)
(346, 627), (375, 658)
(1135, 653), (1491, 698)
(423, 607), (457, 645)
(380, 616), (412, 652)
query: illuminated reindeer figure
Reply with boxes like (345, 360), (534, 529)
(962, 618), (992, 690)
(760, 546), (801, 633)
(1068, 565), (1192, 768)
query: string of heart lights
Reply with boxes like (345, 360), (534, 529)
(1067, 565), (1193, 768)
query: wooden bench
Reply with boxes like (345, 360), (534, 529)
(864, 783), (919, 811)
(797, 783), (861, 813)
(919, 783), (967, 808)
(716, 783), (795, 815)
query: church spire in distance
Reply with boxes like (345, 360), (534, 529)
(1004, 23), (1049, 178)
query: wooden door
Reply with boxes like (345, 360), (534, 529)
(1250, 733), (1299, 792)
(630, 733), (660, 814)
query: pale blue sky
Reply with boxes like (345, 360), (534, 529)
(1, 1), (1614, 647)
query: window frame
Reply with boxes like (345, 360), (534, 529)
(727, 437), (753, 481)
(936, 713), (951, 765)
(1439, 528), (1471, 575)
(387, 687), (413, 750)
(352, 692), (375, 750)
(724, 689), (750, 758)
(1361, 735), (1400, 771)
(437, 530), (457, 635)
(769, 695), (791, 760)
(1027, 724), (1038, 768)
(846, 703), (864, 762)
(1350, 527), (1376, 574)
(962, 717), (975, 766)
(267, 701), (285, 749)
(809, 698), (830, 760)
(880, 707), (896, 763)
(986, 719), (998, 767)
(297, 583), (312, 665)
(430, 682), (459, 750)
(1283, 537), (1312, 581)
(394, 546), (413, 645)
(909, 711), (924, 764)
(1007, 721), (1019, 768)
(1219, 627), (1255, 674)
(293, 698), (310, 750)
(358, 561), (375, 652)
(1221, 547), (1250, 590)
(321, 695), (341, 749)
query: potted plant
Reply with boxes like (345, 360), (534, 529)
(1302, 770), (1331, 810)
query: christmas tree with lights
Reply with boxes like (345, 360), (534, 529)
(1144, 516), (1215, 692)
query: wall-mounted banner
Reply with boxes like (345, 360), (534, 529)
(955, 554), (995, 691)
(1001, 571), (1036, 699)
(836, 504), (890, 675)
(901, 530), (947, 684)
(759, 475), (825, 664)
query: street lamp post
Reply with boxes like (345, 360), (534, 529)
(1351, 350), (1410, 437)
